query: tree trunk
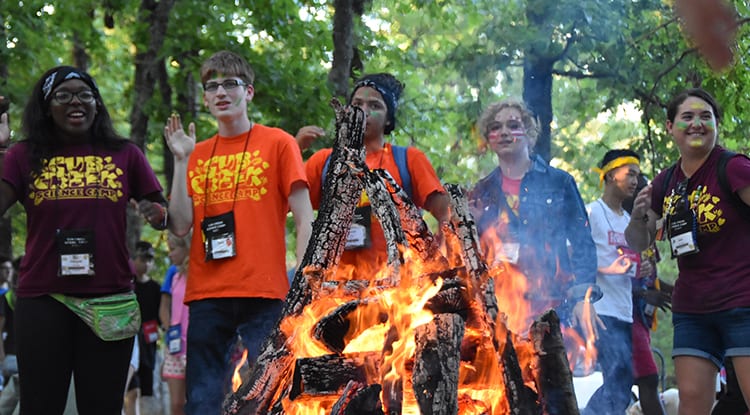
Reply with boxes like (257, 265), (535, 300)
(329, 0), (354, 98)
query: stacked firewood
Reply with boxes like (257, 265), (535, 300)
(223, 100), (579, 415)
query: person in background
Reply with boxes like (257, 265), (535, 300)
(0, 255), (20, 385)
(300, 73), (450, 279)
(124, 241), (161, 415)
(164, 50), (313, 413)
(0, 66), (167, 414)
(624, 173), (673, 415)
(469, 99), (600, 334)
(583, 149), (642, 415)
(625, 88), (750, 415)
(161, 232), (191, 415)
(158, 264), (178, 334)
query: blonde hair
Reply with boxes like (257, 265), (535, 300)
(167, 231), (192, 275)
(477, 99), (539, 150)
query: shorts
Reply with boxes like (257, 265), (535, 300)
(162, 353), (186, 380)
(632, 317), (658, 379)
(672, 307), (750, 368)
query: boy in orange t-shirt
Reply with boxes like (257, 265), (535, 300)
(164, 50), (313, 414)
(298, 73), (449, 279)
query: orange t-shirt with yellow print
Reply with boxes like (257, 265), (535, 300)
(305, 143), (445, 277)
(184, 124), (308, 303)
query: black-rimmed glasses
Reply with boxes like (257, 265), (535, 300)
(203, 79), (247, 93)
(52, 90), (96, 104)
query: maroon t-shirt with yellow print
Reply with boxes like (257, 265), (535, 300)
(2, 141), (163, 297)
(650, 146), (750, 313)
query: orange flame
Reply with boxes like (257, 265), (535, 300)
(273, 217), (570, 414)
(232, 349), (248, 393)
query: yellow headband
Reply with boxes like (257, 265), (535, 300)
(592, 156), (640, 188)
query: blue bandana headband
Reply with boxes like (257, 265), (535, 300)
(42, 67), (100, 102)
(351, 76), (401, 135)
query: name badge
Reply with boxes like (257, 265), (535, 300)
(345, 205), (372, 250)
(668, 210), (699, 257)
(201, 211), (237, 261)
(56, 229), (95, 277)
(167, 324), (182, 354)
(142, 320), (159, 344)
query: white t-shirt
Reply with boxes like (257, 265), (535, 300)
(586, 199), (634, 322)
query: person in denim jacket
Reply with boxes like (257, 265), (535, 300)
(469, 99), (601, 334)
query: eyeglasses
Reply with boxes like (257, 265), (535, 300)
(487, 120), (524, 133)
(52, 90), (96, 104)
(203, 79), (247, 93)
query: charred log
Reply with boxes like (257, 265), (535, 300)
(290, 353), (382, 399)
(530, 310), (579, 415)
(413, 313), (464, 415)
(372, 169), (445, 267)
(362, 169), (407, 277)
(313, 299), (388, 354)
(443, 184), (499, 322)
(499, 326), (541, 414)
(331, 381), (384, 415)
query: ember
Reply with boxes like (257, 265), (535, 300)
(223, 100), (581, 415)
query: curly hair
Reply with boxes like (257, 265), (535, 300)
(477, 99), (539, 150)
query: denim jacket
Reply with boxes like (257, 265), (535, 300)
(469, 155), (597, 312)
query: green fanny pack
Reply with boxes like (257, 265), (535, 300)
(51, 292), (141, 341)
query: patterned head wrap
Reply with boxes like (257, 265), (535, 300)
(42, 66), (100, 103)
(350, 73), (404, 135)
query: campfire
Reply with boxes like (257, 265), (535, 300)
(224, 100), (585, 415)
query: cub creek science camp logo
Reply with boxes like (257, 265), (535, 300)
(30, 155), (125, 205)
(662, 187), (726, 233)
(190, 150), (270, 205)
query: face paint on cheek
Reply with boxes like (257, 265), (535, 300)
(675, 121), (689, 130)
(704, 120), (716, 131)
(233, 96), (244, 106)
(487, 130), (501, 142)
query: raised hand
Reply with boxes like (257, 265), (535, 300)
(295, 125), (325, 151)
(164, 114), (196, 161)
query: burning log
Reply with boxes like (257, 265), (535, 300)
(223, 100), (367, 415)
(363, 170), (408, 278)
(373, 169), (444, 265)
(499, 326), (541, 415)
(445, 184), (540, 414)
(313, 299), (388, 354)
(289, 353), (382, 399)
(530, 310), (580, 415)
(413, 313), (465, 415)
(331, 381), (384, 415)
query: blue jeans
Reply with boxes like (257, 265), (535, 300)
(673, 307), (750, 368)
(185, 297), (283, 415)
(583, 315), (633, 415)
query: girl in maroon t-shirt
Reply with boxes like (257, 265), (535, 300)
(0, 66), (168, 415)
(625, 88), (750, 415)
